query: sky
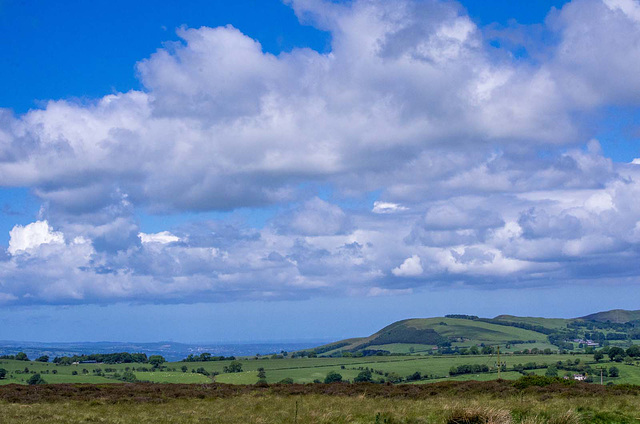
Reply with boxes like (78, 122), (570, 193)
(1, 0), (640, 343)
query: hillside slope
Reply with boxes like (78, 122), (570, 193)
(313, 317), (551, 355)
(579, 309), (640, 323)
(307, 309), (640, 356)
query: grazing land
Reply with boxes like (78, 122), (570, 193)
(2, 309), (640, 386)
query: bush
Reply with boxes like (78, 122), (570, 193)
(609, 366), (619, 377)
(324, 371), (343, 383)
(27, 374), (46, 385)
(120, 371), (137, 382)
(196, 367), (209, 376)
(278, 378), (294, 384)
(0, 368), (6, 379)
(354, 369), (373, 382)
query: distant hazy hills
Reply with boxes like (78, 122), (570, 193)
(305, 309), (640, 356)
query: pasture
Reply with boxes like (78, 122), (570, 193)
(1, 352), (630, 386)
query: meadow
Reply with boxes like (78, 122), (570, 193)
(2, 352), (635, 386)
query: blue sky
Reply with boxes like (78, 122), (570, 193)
(1, 0), (640, 343)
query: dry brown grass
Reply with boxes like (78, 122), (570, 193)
(0, 381), (638, 423)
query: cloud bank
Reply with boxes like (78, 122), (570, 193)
(1, 0), (640, 305)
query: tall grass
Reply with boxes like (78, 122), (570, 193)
(1, 390), (638, 423)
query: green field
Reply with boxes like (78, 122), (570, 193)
(1, 352), (629, 386)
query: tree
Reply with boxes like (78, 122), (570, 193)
(608, 347), (626, 362)
(278, 377), (294, 384)
(0, 368), (6, 379)
(257, 367), (266, 379)
(148, 355), (165, 368)
(15, 352), (28, 361)
(223, 361), (243, 373)
(181, 365), (188, 373)
(609, 366), (619, 378)
(35, 355), (49, 363)
(324, 371), (343, 383)
(354, 369), (372, 382)
(545, 366), (558, 377)
(626, 345), (640, 358)
(27, 374), (46, 385)
(593, 351), (604, 362)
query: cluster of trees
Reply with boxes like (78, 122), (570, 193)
(444, 315), (479, 320)
(449, 364), (490, 376)
(182, 353), (236, 362)
(0, 352), (29, 361)
(594, 345), (640, 362)
(222, 361), (243, 373)
(53, 352), (150, 365)
(570, 319), (640, 340)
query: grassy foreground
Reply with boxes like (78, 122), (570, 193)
(1, 381), (639, 423)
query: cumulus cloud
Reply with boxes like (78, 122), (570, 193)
(392, 255), (424, 277)
(8, 221), (64, 255)
(1, 0), (640, 305)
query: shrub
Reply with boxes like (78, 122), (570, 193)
(355, 370), (373, 382)
(27, 374), (46, 385)
(120, 371), (137, 383)
(324, 371), (343, 383)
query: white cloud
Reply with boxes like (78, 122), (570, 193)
(392, 255), (423, 277)
(8, 221), (64, 255)
(139, 231), (180, 244)
(372, 201), (408, 213)
(1, 0), (640, 305)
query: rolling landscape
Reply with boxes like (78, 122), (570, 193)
(2, 309), (640, 422)
(4, 0), (640, 421)
(1, 308), (639, 386)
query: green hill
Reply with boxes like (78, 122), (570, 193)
(579, 309), (640, 324)
(311, 317), (553, 356)
(307, 309), (640, 356)
(492, 315), (571, 330)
